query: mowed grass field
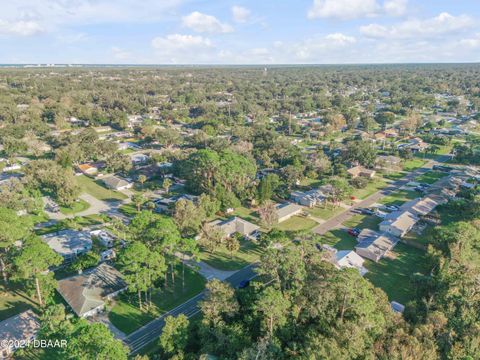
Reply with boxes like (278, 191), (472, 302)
(108, 265), (206, 334)
(200, 238), (262, 271)
(364, 243), (429, 304)
(76, 175), (127, 201)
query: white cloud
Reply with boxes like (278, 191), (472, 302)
(0, 0), (183, 32)
(325, 33), (356, 45)
(308, 0), (409, 20)
(360, 12), (474, 39)
(384, 0), (408, 17)
(0, 19), (44, 36)
(308, 0), (379, 20)
(111, 46), (131, 60)
(232, 6), (251, 23)
(182, 11), (233, 34)
(460, 34), (480, 49)
(152, 34), (213, 51)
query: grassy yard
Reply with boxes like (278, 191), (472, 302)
(307, 205), (344, 220)
(354, 178), (388, 199)
(343, 214), (381, 231)
(402, 158), (427, 172)
(0, 286), (37, 321)
(231, 206), (260, 224)
(275, 215), (318, 232)
(365, 243), (429, 304)
(379, 189), (419, 207)
(322, 229), (358, 250)
(415, 171), (447, 184)
(108, 265), (206, 334)
(76, 175), (127, 201)
(200, 238), (262, 271)
(59, 198), (90, 215)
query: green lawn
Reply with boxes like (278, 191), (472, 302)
(59, 198), (90, 215)
(200, 238), (262, 271)
(364, 243), (429, 304)
(275, 215), (318, 232)
(379, 190), (419, 207)
(322, 229), (358, 250)
(76, 175), (127, 201)
(402, 158), (427, 172)
(231, 206), (260, 224)
(343, 214), (381, 231)
(119, 203), (139, 217)
(0, 286), (37, 321)
(307, 205), (344, 220)
(354, 178), (388, 199)
(108, 265), (206, 334)
(415, 171), (447, 184)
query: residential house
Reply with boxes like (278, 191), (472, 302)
(0, 310), (40, 358)
(399, 196), (442, 217)
(408, 138), (429, 153)
(335, 250), (368, 275)
(130, 153), (150, 166)
(209, 217), (260, 240)
(355, 229), (399, 262)
(57, 263), (127, 318)
(291, 189), (325, 207)
(375, 155), (402, 170)
(275, 203), (303, 223)
(102, 175), (133, 191)
(90, 230), (116, 248)
(78, 163), (99, 176)
(379, 210), (418, 238)
(347, 165), (376, 179)
(42, 230), (93, 263)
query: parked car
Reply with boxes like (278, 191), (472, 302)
(375, 209), (388, 218)
(358, 208), (375, 215)
(384, 205), (400, 212)
(348, 228), (361, 237)
(433, 165), (453, 172)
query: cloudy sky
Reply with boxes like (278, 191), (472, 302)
(1, 0), (479, 64)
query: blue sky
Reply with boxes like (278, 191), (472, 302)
(0, 0), (479, 64)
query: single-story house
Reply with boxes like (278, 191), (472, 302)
(335, 250), (368, 276)
(347, 165), (376, 179)
(0, 310), (40, 358)
(57, 263), (127, 318)
(102, 175), (133, 191)
(130, 153), (150, 165)
(275, 203), (303, 223)
(376, 155), (402, 170)
(42, 230), (92, 263)
(90, 230), (116, 248)
(291, 189), (326, 207)
(355, 229), (399, 262)
(399, 196), (441, 217)
(209, 217), (260, 240)
(78, 163), (99, 176)
(408, 138), (429, 153)
(379, 211), (418, 238)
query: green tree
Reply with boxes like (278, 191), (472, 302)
(13, 237), (62, 306)
(68, 322), (129, 360)
(0, 207), (32, 283)
(254, 287), (290, 336)
(160, 314), (190, 355)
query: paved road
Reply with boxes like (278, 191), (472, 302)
(124, 263), (257, 354)
(312, 155), (451, 235)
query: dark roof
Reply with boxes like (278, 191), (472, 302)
(57, 263), (126, 317)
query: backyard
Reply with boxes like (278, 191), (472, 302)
(59, 198), (90, 215)
(108, 265), (206, 334)
(364, 243), (429, 304)
(200, 238), (262, 271)
(275, 215), (318, 232)
(76, 175), (128, 201)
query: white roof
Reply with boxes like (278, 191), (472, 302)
(336, 250), (365, 269)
